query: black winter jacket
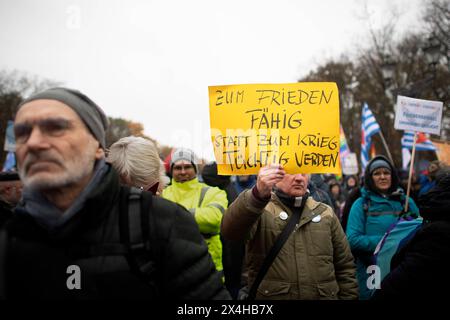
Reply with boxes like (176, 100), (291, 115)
(0, 165), (230, 300)
(372, 170), (450, 299)
(0, 200), (13, 228)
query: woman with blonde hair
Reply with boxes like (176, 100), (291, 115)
(107, 136), (168, 195)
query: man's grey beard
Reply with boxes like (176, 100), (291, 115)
(19, 150), (96, 192)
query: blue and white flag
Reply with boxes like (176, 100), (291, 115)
(361, 103), (381, 170)
(401, 131), (437, 151)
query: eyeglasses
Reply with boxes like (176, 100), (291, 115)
(172, 164), (194, 171)
(14, 118), (73, 144)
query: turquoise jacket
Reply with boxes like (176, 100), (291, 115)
(347, 186), (419, 300)
(347, 187), (420, 254)
(346, 155), (420, 300)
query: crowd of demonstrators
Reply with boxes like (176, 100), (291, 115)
(0, 87), (229, 300)
(231, 175), (256, 195)
(221, 164), (358, 300)
(162, 148), (228, 276)
(2, 87), (450, 301)
(346, 155), (420, 300)
(0, 172), (23, 227)
(372, 167), (450, 300)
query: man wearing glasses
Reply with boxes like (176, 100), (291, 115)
(0, 87), (229, 300)
(163, 148), (228, 277)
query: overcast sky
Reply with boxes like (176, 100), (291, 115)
(0, 0), (425, 160)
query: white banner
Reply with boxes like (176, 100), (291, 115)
(394, 96), (443, 135)
(342, 152), (359, 175)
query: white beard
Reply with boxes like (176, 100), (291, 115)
(19, 145), (97, 191)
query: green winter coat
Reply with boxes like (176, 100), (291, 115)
(222, 189), (358, 300)
(162, 178), (228, 272)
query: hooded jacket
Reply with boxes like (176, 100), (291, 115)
(373, 169), (450, 299)
(346, 155), (419, 299)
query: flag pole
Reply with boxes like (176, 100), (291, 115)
(377, 130), (395, 166)
(404, 131), (418, 213)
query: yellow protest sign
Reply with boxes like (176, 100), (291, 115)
(209, 82), (340, 175)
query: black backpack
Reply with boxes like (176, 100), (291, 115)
(0, 186), (158, 298)
(117, 186), (159, 281)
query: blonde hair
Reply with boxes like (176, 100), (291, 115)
(108, 136), (162, 189)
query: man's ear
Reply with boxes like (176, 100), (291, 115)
(95, 146), (105, 160)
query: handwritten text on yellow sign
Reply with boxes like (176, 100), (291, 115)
(209, 82), (340, 175)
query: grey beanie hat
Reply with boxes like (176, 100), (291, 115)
(18, 87), (109, 149)
(369, 159), (391, 175)
(171, 148), (198, 173)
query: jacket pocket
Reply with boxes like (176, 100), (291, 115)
(317, 281), (339, 300)
(257, 279), (291, 299)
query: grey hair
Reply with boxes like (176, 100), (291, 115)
(107, 136), (161, 189)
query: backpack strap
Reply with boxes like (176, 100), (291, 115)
(119, 187), (157, 281)
(366, 210), (403, 217)
(363, 193), (412, 218)
(363, 196), (370, 216)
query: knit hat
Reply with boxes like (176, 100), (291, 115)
(369, 159), (391, 175)
(18, 87), (109, 149)
(170, 148), (198, 173)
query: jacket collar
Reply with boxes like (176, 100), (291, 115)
(271, 193), (324, 229)
(361, 186), (405, 203)
(171, 177), (200, 190)
(13, 163), (121, 239)
(273, 187), (309, 208)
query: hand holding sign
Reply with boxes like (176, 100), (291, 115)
(256, 164), (286, 198)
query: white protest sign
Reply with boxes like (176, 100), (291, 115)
(394, 96), (443, 135)
(342, 152), (359, 175)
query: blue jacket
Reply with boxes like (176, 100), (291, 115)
(346, 186), (419, 300)
(345, 155), (420, 300)
(347, 187), (420, 254)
